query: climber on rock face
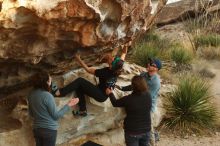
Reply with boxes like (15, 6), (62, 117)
(53, 41), (131, 117)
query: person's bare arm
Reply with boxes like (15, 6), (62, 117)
(111, 47), (119, 57)
(120, 41), (132, 61)
(120, 46), (127, 61)
(75, 54), (96, 75)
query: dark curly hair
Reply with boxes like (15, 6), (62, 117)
(32, 71), (50, 92)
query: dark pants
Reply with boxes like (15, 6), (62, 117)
(125, 131), (151, 146)
(33, 128), (57, 146)
(59, 77), (108, 111)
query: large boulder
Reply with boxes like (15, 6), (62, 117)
(156, 0), (220, 25)
(0, 0), (168, 101)
(0, 62), (174, 146)
(0, 0), (170, 145)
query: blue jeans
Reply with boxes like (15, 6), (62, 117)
(33, 128), (57, 146)
(125, 131), (151, 146)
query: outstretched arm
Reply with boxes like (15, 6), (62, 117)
(120, 45), (127, 61)
(111, 47), (119, 58)
(75, 54), (96, 75)
(106, 88), (126, 107)
(120, 40), (132, 61)
(121, 84), (132, 91)
(46, 94), (79, 120)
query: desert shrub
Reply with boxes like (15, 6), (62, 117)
(170, 47), (192, 64)
(132, 31), (175, 66)
(139, 31), (160, 42)
(184, 14), (210, 33)
(195, 34), (220, 47)
(162, 74), (217, 134)
(198, 68), (216, 78)
(183, 7), (220, 33)
(132, 43), (159, 67)
(198, 46), (220, 60)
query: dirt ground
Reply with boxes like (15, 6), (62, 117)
(210, 60), (220, 121)
(157, 133), (220, 146)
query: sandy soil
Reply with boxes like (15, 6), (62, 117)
(209, 60), (220, 121)
(63, 128), (220, 146)
(157, 133), (220, 146)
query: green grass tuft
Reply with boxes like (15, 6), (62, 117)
(131, 32), (174, 67)
(195, 34), (220, 47)
(170, 47), (192, 65)
(131, 43), (159, 67)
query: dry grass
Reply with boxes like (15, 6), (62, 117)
(197, 46), (220, 60)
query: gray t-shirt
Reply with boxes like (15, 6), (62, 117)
(28, 89), (70, 130)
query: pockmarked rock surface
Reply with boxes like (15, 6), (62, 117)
(0, 1), (169, 145)
(0, 0), (168, 100)
(0, 62), (173, 146)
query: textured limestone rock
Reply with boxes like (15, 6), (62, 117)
(0, 0), (169, 145)
(61, 128), (125, 146)
(0, 62), (174, 146)
(0, 0), (168, 101)
(156, 0), (220, 25)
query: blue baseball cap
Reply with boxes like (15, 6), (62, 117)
(148, 58), (162, 70)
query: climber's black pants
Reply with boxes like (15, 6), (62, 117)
(59, 77), (108, 111)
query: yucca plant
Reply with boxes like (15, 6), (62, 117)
(163, 74), (217, 134)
